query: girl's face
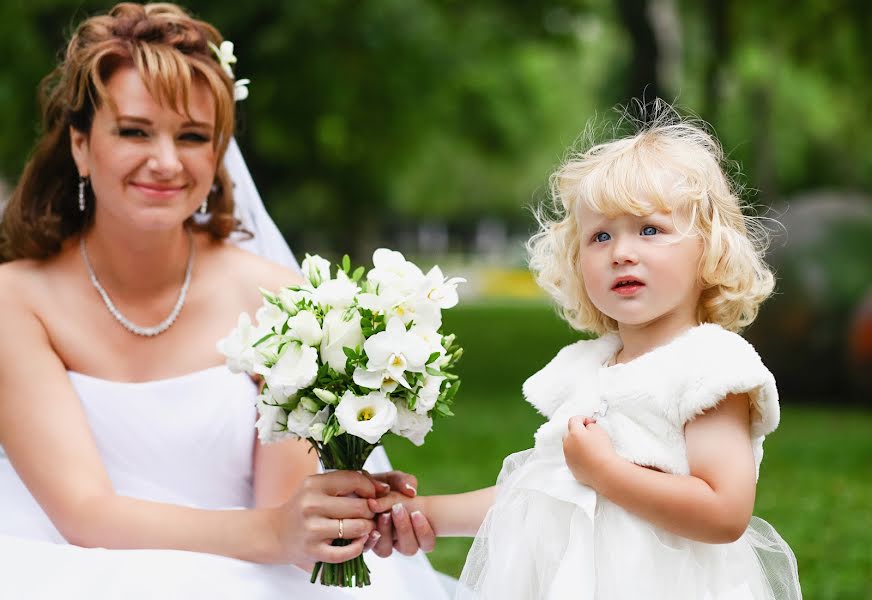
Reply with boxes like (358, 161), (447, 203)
(577, 202), (704, 332)
(71, 66), (217, 233)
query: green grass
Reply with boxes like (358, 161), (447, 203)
(382, 301), (872, 599)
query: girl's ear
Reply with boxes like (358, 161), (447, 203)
(69, 126), (90, 177)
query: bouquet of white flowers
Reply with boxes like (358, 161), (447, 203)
(217, 249), (464, 587)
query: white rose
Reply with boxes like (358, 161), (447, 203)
(335, 390), (397, 444)
(390, 401), (433, 446)
(286, 404), (330, 438)
(311, 271), (359, 310)
(287, 310), (323, 346)
(320, 309), (365, 374)
(265, 343), (319, 399)
(415, 375), (445, 414)
(217, 312), (260, 373)
(301, 254), (332, 287)
(255, 391), (291, 444)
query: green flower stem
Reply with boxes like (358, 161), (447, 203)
(308, 435), (377, 587)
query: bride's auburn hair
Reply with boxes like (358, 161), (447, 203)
(1, 2), (241, 261)
(528, 101), (775, 334)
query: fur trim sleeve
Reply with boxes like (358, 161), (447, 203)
(676, 325), (780, 438)
(521, 341), (587, 418)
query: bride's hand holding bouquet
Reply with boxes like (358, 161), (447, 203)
(218, 249), (464, 587)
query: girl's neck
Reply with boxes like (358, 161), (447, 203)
(614, 314), (699, 364)
(80, 219), (193, 297)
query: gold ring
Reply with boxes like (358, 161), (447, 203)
(338, 518), (344, 539)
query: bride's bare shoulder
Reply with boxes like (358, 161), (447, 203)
(205, 238), (302, 291)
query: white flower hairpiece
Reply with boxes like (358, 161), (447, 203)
(208, 40), (250, 102)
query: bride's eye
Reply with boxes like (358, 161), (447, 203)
(118, 128), (147, 138)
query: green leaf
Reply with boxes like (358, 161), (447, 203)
(342, 254), (351, 273)
(351, 266), (365, 282)
(425, 366), (443, 377)
(425, 351), (441, 365)
(253, 332), (276, 347)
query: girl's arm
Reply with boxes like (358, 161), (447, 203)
(563, 393), (757, 544)
(367, 486), (496, 539)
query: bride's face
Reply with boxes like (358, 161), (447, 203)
(71, 65), (217, 232)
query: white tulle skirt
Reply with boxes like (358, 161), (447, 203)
(457, 449), (802, 600)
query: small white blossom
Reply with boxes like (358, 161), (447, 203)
(287, 310), (323, 346)
(255, 302), (286, 333)
(265, 343), (319, 399)
(390, 401), (433, 446)
(255, 391), (291, 443)
(367, 249), (425, 296)
(216, 313), (260, 373)
(234, 78), (250, 101)
(311, 270), (359, 310)
(286, 404), (330, 438)
(320, 309), (365, 374)
(335, 391), (397, 444)
(301, 254), (332, 287)
(415, 375), (445, 414)
(208, 40), (237, 78)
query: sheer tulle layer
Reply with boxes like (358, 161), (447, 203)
(457, 450), (801, 600)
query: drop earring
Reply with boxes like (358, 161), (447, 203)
(199, 198), (208, 214)
(78, 176), (87, 212)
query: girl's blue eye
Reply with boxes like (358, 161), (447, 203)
(594, 232), (611, 243)
(641, 226), (658, 236)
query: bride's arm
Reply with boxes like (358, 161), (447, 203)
(0, 276), (377, 565)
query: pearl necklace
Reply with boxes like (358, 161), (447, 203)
(80, 231), (194, 337)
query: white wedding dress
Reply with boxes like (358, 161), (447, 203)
(0, 366), (450, 599)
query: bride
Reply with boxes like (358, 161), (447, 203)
(0, 3), (446, 598)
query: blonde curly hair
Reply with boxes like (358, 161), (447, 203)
(527, 102), (775, 334)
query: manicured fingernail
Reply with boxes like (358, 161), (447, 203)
(370, 530), (382, 543)
(380, 513), (391, 525)
(404, 483), (417, 497)
(410, 510), (425, 524)
(379, 482), (391, 491)
(392, 502), (406, 516)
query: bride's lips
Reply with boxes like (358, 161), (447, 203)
(611, 276), (645, 296)
(130, 182), (187, 199)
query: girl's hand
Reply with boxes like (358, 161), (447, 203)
(562, 416), (618, 489)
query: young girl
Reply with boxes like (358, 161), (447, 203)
(370, 106), (802, 599)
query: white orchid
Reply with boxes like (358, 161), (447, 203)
(335, 391), (397, 444)
(388, 294), (442, 330)
(234, 79), (250, 102)
(353, 317), (430, 390)
(391, 401), (433, 446)
(208, 40), (237, 78)
(311, 270), (359, 310)
(301, 254), (332, 287)
(420, 266), (466, 309)
(320, 309), (365, 374)
(265, 343), (319, 399)
(367, 249), (425, 296)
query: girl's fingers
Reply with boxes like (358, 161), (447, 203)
(390, 503), (419, 556)
(371, 513), (394, 558)
(409, 510), (436, 553)
(362, 529), (382, 553)
(372, 470), (419, 497)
